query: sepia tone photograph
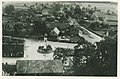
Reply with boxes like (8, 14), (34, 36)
(2, 1), (118, 76)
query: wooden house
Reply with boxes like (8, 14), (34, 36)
(106, 15), (117, 31)
(90, 12), (106, 24)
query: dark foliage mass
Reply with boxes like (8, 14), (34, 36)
(73, 37), (117, 76)
(74, 5), (82, 16)
(32, 21), (47, 35)
(4, 5), (14, 15)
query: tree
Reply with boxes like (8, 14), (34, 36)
(24, 4), (26, 6)
(86, 38), (117, 76)
(73, 38), (92, 75)
(89, 22), (101, 31)
(32, 20), (47, 36)
(54, 3), (61, 12)
(88, 4), (91, 7)
(74, 5), (81, 16)
(94, 6), (97, 11)
(4, 5), (14, 15)
(73, 35), (117, 76)
(13, 23), (23, 36)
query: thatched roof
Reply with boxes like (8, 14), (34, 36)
(16, 60), (63, 74)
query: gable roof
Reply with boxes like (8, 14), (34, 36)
(16, 60), (63, 74)
(46, 22), (69, 30)
(106, 15), (117, 22)
(107, 21), (117, 26)
(91, 12), (105, 18)
(14, 6), (28, 11)
(35, 14), (43, 17)
(53, 27), (60, 35)
(42, 9), (49, 15)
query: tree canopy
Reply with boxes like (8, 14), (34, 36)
(4, 5), (14, 15)
(73, 37), (117, 76)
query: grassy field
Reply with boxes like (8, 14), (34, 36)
(81, 3), (117, 13)
(3, 2), (117, 13)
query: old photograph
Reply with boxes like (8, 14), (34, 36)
(2, 1), (118, 76)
